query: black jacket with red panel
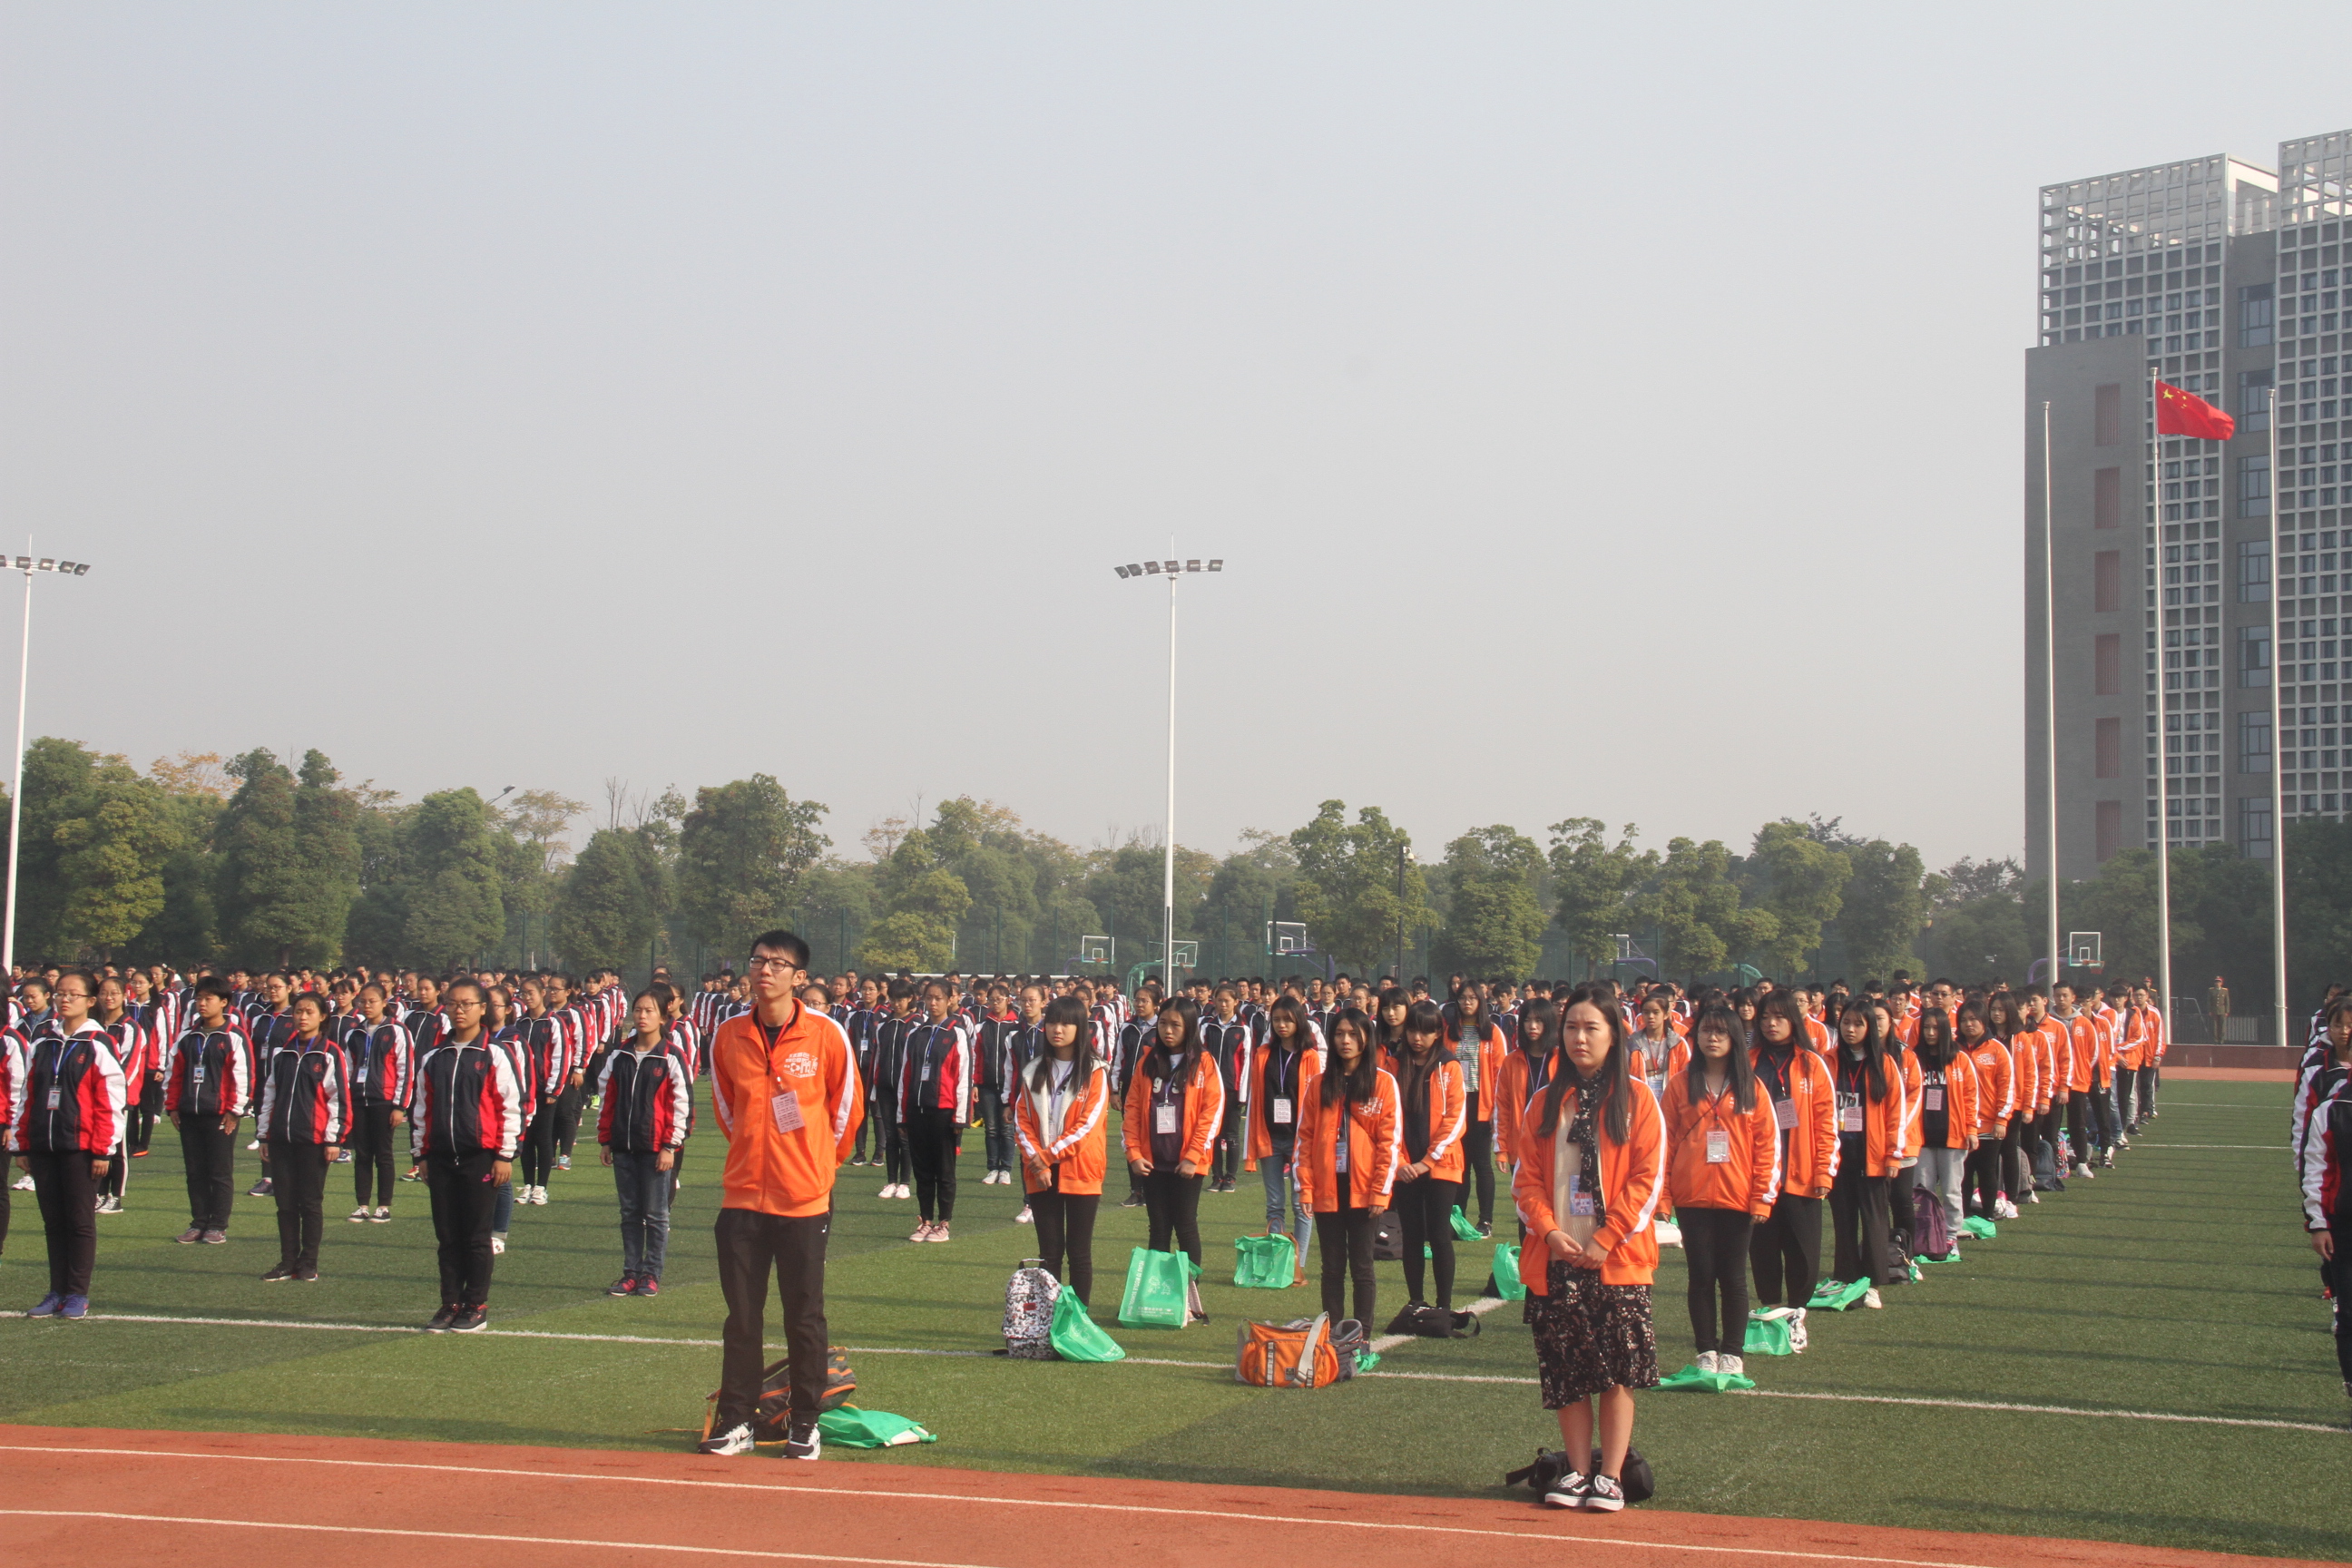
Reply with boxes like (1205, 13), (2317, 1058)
(596, 1045), (691, 1154)
(164, 1028), (251, 1121)
(10, 1024), (128, 1156)
(256, 1035), (354, 1147)
(411, 1034), (523, 1160)
(341, 1018), (414, 1108)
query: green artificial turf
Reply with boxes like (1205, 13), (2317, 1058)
(2, 1082), (2344, 1559)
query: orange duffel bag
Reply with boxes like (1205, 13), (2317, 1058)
(1234, 1314), (1364, 1389)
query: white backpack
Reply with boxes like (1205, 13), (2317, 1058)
(1003, 1259), (1061, 1359)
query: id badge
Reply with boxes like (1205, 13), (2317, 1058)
(769, 1092), (805, 1134)
(191, 1064), (207, 1084)
(1838, 1105), (1864, 1133)
(1771, 1095), (1796, 1132)
(46, 1088), (62, 1110)
(1568, 1173), (1596, 1217)
(1154, 1102), (1180, 1135)
(1923, 1086), (1944, 1111)
(1270, 1096), (1293, 1126)
(1704, 1130), (1730, 1164)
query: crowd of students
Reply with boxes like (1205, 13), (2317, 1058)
(0, 948), (2200, 1500)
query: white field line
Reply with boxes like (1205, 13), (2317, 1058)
(44, 1312), (2341, 1433)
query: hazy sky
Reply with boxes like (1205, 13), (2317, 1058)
(1, 4), (2343, 872)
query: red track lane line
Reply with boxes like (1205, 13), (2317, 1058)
(0, 1510), (991, 1567)
(0, 1443), (2073, 1568)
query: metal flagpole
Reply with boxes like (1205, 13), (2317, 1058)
(1162, 536), (1177, 991)
(2, 546), (33, 977)
(2041, 404), (2062, 989)
(2151, 370), (2173, 1034)
(2268, 370), (2290, 1044)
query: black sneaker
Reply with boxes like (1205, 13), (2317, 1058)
(1543, 1469), (1591, 1509)
(426, 1304), (458, 1333)
(699, 1421), (755, 1456)
(607, 1275), (637, 1297)
(780, 1420), (822, 1461)
(260, 1263), (295, 1282)
(247, 1179), (273, 1198)
(1120, 1191), (1144, 1209)
(1584, 1474), (1626, 1513)
(449, 1306), (487, 1333)
(295, 1267), (318, 1283)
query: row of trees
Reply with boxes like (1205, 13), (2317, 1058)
(10, 740), (2339, 1013)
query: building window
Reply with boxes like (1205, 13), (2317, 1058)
(2239, 368), (2273, 434)
(2239, 625), (2271, 687)
(2096, 716), (2121, 778)
(2239, 540), (2271, 603)
(2241, 795), (2273, 859)
(2094, 466), (2122, 529)
(2240, 456), (2271, 517)
(2095, 632), (2122, 695)
(2240, 709), (2272, 773)
(2095, 383), (2122, 447)
(2095, 550), (2122, 612)
(2096, 799), (2122, 862)
(2239, 282), (2274, 348)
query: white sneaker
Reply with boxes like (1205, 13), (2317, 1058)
(1695, 1349), (1720, 1372)
(1994, 1198), (2018, 1220)
(1788, 1308), (1808, 1353)
(491, 1235), (506, 1255)
(896, 1183), (912, 1199)
(1014, 1205), (1033, 1223)
(9, 1174), (30, 1191)
(1718, 1354), (1744, 1377)
(534, 1185), (551, 1205)
(1862, 1288), (1884, 1309)
(246, 1139), (261, 1151)
(348, 1207), (372, 1223)
(697, 1421), (755, 1456)
(2025, 1189), (2041, 1205)
(909, 1221), (934, 1242)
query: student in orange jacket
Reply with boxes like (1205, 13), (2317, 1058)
(1386, 1000), (1467, 1311)
(1662, 1003), (1776, 1377)
(1014, 995), (1111, 1308)
(1748, 991), (1836, 1348)
(1240, 995), (1322, 1279)
(1440, 986), (1511, 1235)
(1908, 1005), (1977, 1252)
(1512, 984), (1663, 1514)
(1293, 1006), (1397, 1328)
(1122, 995), (1223, 1318)
(1630, 995), (1681, 1102)
(1956, 1001), (2014, 1220)
(701, 930), (862, 1460)
(1492, 999), (1560, 1171)
(1826, 1003), (1906, 1306)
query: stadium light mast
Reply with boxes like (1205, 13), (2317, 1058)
(1112, 553), (1224, 987)
(3, 551), (95, 975)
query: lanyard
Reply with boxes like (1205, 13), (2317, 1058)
(760, 1002), (803, 1095)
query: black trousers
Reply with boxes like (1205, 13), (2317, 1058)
(554, 1083), (584, 1156)
(351, 1102), (400, 1209)
(130, 1074), (162, 1153)
(2139, 1063), (2159, 1115)
(1749, 1191), (1821, 1309)
(2326, 1223), (2352, 1387)
(714, 1207), (830, 1430)
(1143, 1166), (1204, 1267)
(267, 1142), (328, 1270)
(1211, 1097), (1244, 1184)
(1462, 1103), (1495, 1225)
(875, 1098), (908, 1184)
(1029, 1186), (1099, 1306)
(1679, 1205), (1753, 1352)
(521, 1104), (561, 1188)
(102, 1122), (128, 1200)
(905, 1108), (961, 1221)
(1965, 1136), (2004, 1211)
(180, 1116), (236, 1230)
(1394, 1172), (1458, 1308)
(28, 1150), (100, 1298)
(1313, 1204), (1377, 1325)
(1828, 1161), (1894, 1287)
(425, 1150), (500, 1308)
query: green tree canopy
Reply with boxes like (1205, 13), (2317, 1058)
(1837, 838), (1926, 984)
(398, 789), (508, 971)
(553, 828), (659, 972)
(1547, 818), (1654, 980)
(1287, 800), (1433, 975)
(1433, 825), (1547, 980)
(675, 775), (829, 964)
(1742, 819), (1853, 975)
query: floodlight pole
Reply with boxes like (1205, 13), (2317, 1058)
(1163, 546), (1177, 989)
(3, 550), (94, 976)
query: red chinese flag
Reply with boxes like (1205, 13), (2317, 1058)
(2156, 380), (2235, 441)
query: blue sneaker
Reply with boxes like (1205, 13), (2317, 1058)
(25, 1294), (63, 1318)
(59, 1295), (88, 1320)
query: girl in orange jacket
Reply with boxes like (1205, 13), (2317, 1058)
(1631, 996), (1680, 1103)
(1826, 1003), (1906, 1306)
(1442, 987), (1511, 1235)
(1122, 996), (1224, 1317)
(1512, 984), (1662, 1514)
(1748, 990), (1837, 1343)
(1014, 995), (1111, 1307)
(1386, 1000), (1467, 1311)
(1908, 1005), (1978, 1253)
(1240, 994), (1322, 1279)
(1958, 1000), (2015, 1220)
(1293, 1006), (1397, 1328)
(1662, 1003), (1776, 1377)
(1493, 998), (1560, 1170)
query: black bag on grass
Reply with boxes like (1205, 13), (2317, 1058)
(700, 1348), (856, 1444)
(1383, 1303), (1479, 1339)
(1504, 1446), (1655, 1504)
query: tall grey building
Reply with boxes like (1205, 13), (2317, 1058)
(2025, 130), (2348, 884)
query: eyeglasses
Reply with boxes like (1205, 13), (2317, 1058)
(746, 956), (801, 973)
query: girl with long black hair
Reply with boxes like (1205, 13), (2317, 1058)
(1294, 1005), (1396, 1327)
(1122, 995), (1222, 1319)
(1825, 1001), (1902, 1308)
(1445, 985), (1509, 1236)
(1662, 1003), (1774, 1374)
(1244, 994), (1321, 1280)
(1909, 1004), (1977, 1250)
(1512, 984), (1662, 1513)
(1494, 997), (1559, 1171)
(1014, 995), (1111, 1305)
(1957, 1000), (2014, 1220)
(1387, 999), (1466, 1311)
(1748, 989), (1835, 1347)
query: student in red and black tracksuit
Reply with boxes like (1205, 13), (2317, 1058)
(410, 980), (523, 1332)
(598, 989), (693, 1296)
(515, 979), (568, 1205)
(842, 979), (886, 1167)
(1113, 991), (1161, 1209)
(986, 985), (1046, 1218)
(897, 981), (975, 1242)
(10, 972), (124, 1317)
(869, 982), (918, 1199)
(90, 976), (151, 1212)
(1201, 987), (1252, 1193)
(974, 990), (1024, 1187)
(343, 984), (411, 1222)
(255, 994), (352, 1282)
(165, 978), (250, 1243)
(0, 1023), (24, 1258)
(242, 984), (299, 1197)
(483, 987), (537, 1250)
